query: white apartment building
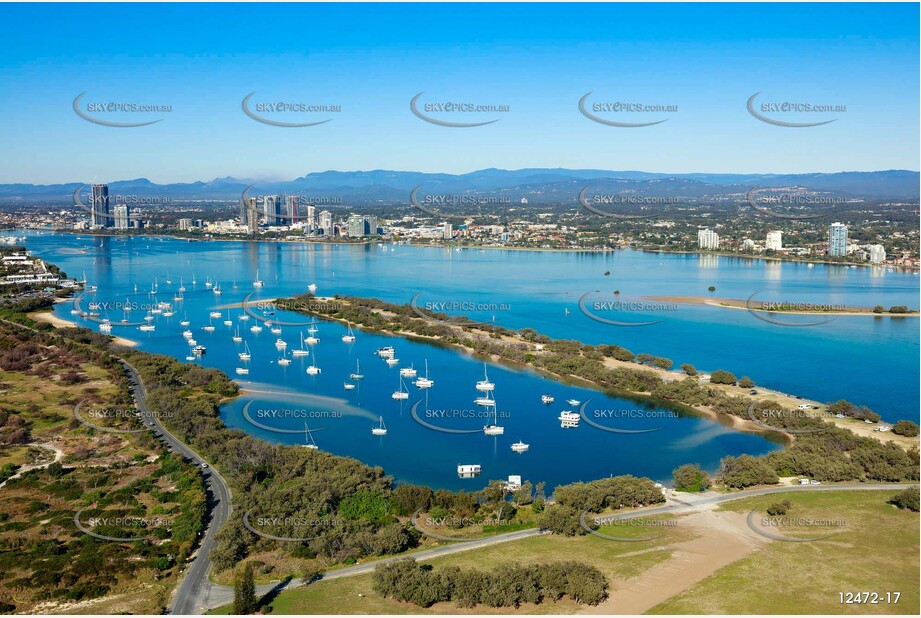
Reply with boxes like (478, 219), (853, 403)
(765, 230), (783, 251)
(697, 228), (719, 250)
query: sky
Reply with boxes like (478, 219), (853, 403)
(0, 2), (918, 184)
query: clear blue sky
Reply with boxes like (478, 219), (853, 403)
(0, 2), (918, 184)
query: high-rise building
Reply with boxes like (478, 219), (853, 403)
(697, 228), (719, 249)
(347, 214), (365, 237)
(263, 196), (283, 226)
(286, 195), (298, 224)
(443, 222), (453, 240)
(305, 204), (317, 233)
(828, 222), (848, 257)
(765, 230), (782, 251)
(365, 215), (378, 236)
(319, 210), (333, 236)
(90, 184), (110, 228)
(113, 205), (130, 230)
(178, 218), (193, 231)
(867, 244), (886, 264)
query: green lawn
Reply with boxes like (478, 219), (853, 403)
(649, 490), (920, 615)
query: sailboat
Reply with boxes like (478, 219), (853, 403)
(238, 341), (251, 361)
(180, 313), (191, 327)
(483, 402), (504, 435)
(392, 375), (409, 400)
(474, 390), (496, 407)
(235, 367), (249, 375)
(301, 422), (319, 449)
(292, 333), (310, 357)
(372, 417), (387, 436)
(343, 380), (356, 390)
(205, 276), (212, 289)
(511, 441), (529, 453)
(341, 322), (356, 343)
(349, 360), (364, 380)
(399, 364), (417, 378)
(203, 317), (215, 332)
(223, 311), (232, 326)
(232, 327), (242, 343)
(476, 363), (495, 391)
(178, 278), (186, 293)
(249, 322), (263, 333)
(414, 360), (434, 388)
(278, 350), (291, 366)
(306, 347), (320, 375)
(270, 322), (282, 335)
(253, 269), (265, 288)
(275, 338), (287, 349)
(238, 312), (250, 321)
(213, 283), (222, 295)
(307, 283), (317, 293)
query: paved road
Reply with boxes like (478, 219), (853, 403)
(118, 359), (233, 616)
(199, 482), (916, 612)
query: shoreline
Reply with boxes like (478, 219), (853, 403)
(644, 295), (919, 317)
(29, 311), (140, 347)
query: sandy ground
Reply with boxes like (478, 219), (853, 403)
(645, 295), (918, 317)
(0, 442), (64, 489)
(30, 311), (139, 347)
(581, 509), (769, 615)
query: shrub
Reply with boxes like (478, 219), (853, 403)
(710, 370), (737, 385)
(673, 464), (711, 492)
(889, 487), (920, 512)
(892, 420), (920, 437)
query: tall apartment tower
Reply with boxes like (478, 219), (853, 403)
(90, 184), (110, 228)
(828, 222), (848, 257)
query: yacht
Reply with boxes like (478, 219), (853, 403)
(253, 269), (265, 288)
(223, 311), (233, 326)
(250, 324), (263, 333)
(392, 376), (409, 400)
(187, 338), (198, 346)
(162, 310), (174, 317)
(476, 363), (495, 392)
(343, 381), (356, 390)
(483, 404), (504, 436)
(278, 352), (291, 367)
(457, 464), (481, 478)
(307, 283), (317, 293)
(212, 284), (222, 295)
(306, 349), (321, 374)
(376, 346), (395, 358)
(399, 364), (417, 378)
(275, 338), (287, 349)
(193, 345), (207, 355)
(559, 410), (580, 427)
(541, 394), (554, 404)
(238, 313), (250, 321)
(182, 329), (193, 339)
(301, 422), (319, 450)
(307, 321), (319, 335)
(372, 417), (387, 436)
(203, 319), (215, 332)
(235, 367), (249, 375)
(178, 278), (186, 293)
(180, 314), (191, 327)
(414, 360), (434, 388)
(232, 327), (242, 343)
(270, 325), (282, 335)
(185, 354), (196, 361)
(566, 399), (581, 406)
(349, 360), (364, 380)
(238, 342), (251, 361)
(474, 391), (496, 407)
(341, 322), (356, 343)
(139, 324), (155, 332)
(292, 333), (310, 356)
(385, 356), (400, 366)
(511, 441), (529, 453)
(99, 322), (112, 333)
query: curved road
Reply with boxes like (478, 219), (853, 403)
(118, 360), (233, 615)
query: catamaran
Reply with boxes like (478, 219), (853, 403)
(372, 417), (387, 436)
(392, 375), (409, 400)
(341, 322), (356, 343)
(292, 333), (310, 356)
(238, 341), (251, 361)
(232, 327), (242, 343)
(250, 323), (263, 333)
(414, 360), (434, 388)
(476, 363), (495, 392)
(306, 348), (321, 375)
(349, 360), (364, 380)
(253, 269), (264, 288)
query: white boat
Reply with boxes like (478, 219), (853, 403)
(238, 342), (251, 361)
(209, 311), (222, 319)
(70, 309), (80, 315)
(187, 338), (197, 346)
(182, 329), (193, 339)
(239, 313), (250, 321)
(253, 269), (264, 288)
(306, 349), (321, 375)
(307, 321), (319, 335)
(541, 394), (554, 404)
(185, 355), (196, 361)
(511, 441), (529, 453)
(372, 417), (387, 436)
(476, 363), (495, 392)
(213, 285), (222, 295)
(270, 325), (282, 335)
(385, 357), (400, 366)
(250, 324), (263, 333)
(144, 314), (155, 322)
(139, 324), (155, 332)
(483, 404), (504, 436)
(275, 338), (287, 349)
(474, 392), (496, 407)
(376, 346), (394, 358)
(205, 277), (212, 289)
(559, 410), (580, 427)
(203, 322), (215, 332)
(307, 283), (317, 293)
(341, 322), (356, 343)
(414, 360), (434, 388)
(292, 333), (310, 356)
(193, 345), (207, 355)
(162, 310), (174, 317)
(180, 314), (191, 327)
(178, 278), (186, 293)
(399, 364), (417, 378)
(392, 376), (409, 400)
(278, 352), (291, 366)
(235, 367), (249, 375)
(301, 422), (319, 450)
(566, 399), (581, 406)
(349, 360), (364, 380)
(150, 308), (163, 315)
(99, 322), (112, 333)
(343, 381), (356, 390)
(457, 464), (481, 477)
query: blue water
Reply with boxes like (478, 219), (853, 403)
(16, 231), (919, 490)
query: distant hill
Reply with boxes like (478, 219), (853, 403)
(0, 169), (917, 204)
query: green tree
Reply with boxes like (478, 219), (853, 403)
(738, 376), (755, 389)
(718, 455), (779, 489)
(710, 370), (737, 385)
(889, 487), (920, 512)
(892, 420), (920, 437)
(233, 562), (257, 615)
(680, 363), (697, 376)
(672, 464), (711, 492)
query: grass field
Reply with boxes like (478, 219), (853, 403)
(649, 490), (920, 615)
(211, 520), (688, 614)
